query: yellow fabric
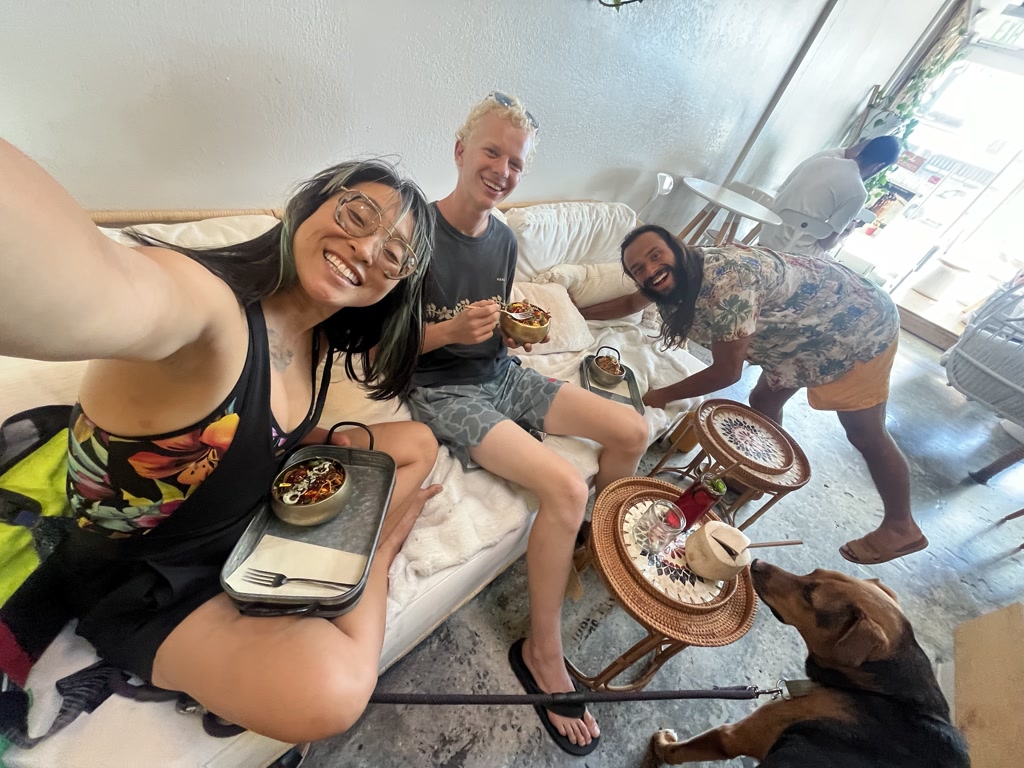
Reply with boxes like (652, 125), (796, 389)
(0, 430), (71, 606)
(807, 340), (898, 412)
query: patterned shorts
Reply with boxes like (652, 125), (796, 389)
(407, 362), (565, 466)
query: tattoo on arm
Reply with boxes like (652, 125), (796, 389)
(267, 328), (294, 372)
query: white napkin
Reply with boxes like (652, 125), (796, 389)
(223, 534), (368, 598)
(597, 373), (635, 400)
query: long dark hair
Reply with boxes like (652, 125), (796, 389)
(620, 224), (703, 350)
(128, 159), (433, 401)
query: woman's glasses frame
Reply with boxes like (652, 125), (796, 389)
(332, 188), (418, 280)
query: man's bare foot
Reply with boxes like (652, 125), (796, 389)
(522, 637), (600, 747)
(378, 484), (442, 563)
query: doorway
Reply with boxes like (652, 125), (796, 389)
(833, 44), (1024, 347)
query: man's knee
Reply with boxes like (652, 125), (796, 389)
(535, 466), (590, 528)
(748, 384), (774, 412)
(840, 417), (887, 453)
(613, 411), (650, 456)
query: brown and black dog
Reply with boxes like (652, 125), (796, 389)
(649, 560), (970, 767)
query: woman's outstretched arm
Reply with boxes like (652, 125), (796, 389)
(0, 138), (232, 363)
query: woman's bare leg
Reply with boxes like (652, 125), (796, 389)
(151, 421), (440, 742)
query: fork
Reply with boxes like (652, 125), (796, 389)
(241, 568), (355, 590)
(501, 307), (534, 320)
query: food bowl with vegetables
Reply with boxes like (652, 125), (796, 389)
(499, 301), (551, 345)
(589, 345), (626, 387)
(270, 456), (352, 526)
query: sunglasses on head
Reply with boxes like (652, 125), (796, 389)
(488, 91), (539, 132)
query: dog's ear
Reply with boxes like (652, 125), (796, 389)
(832, 609), (886, 667)
(866, 577), (899, 603)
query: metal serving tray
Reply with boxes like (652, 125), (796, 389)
(579, 355), (645, 415)
(220, 444), (396, 618)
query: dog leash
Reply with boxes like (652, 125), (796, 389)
(369, 680), (816, 707)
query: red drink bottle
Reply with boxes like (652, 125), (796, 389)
(672, 473), (727, 530)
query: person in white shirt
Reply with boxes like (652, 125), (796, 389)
(759, 136), (900, 256)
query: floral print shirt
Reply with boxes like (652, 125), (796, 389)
(67, 401), (291, 538)
(687, 245), (900, 389)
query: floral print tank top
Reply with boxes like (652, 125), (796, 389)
(67, 328), (326, 538)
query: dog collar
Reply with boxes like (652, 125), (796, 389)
(775, 679), (819, 700)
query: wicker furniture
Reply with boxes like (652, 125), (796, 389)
(569, 477), (757, 691)
(649, 399), (811, 531)
(942, 282), (1024, 484)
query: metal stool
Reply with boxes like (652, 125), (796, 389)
(649, 399), (810, 531)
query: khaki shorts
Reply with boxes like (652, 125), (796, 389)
(806, 339), (898, 412)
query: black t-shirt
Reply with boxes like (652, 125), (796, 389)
(411, 204), (518, 388)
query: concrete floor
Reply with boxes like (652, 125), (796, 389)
(303, 332), (1024, 768)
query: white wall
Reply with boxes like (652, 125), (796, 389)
(737, 0), (952, 196)
(2, 0), (944, 232)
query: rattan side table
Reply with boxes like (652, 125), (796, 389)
(568, 477), (757, 692)
(649, 399), (811, 531)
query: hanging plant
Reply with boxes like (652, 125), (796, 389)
(861, 2), (971, 201)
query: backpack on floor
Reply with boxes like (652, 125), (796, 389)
(0, 405), (75, 608)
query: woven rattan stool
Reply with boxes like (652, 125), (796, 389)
(648, 399), (810, 531)
(569, 476), (757, 691)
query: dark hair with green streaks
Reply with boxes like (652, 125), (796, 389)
(128, 159), (433, 400)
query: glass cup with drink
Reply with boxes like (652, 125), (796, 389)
(635, 473), (727, 557)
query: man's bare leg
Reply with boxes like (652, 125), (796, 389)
(542, 384), (649, 492)
(837, 403), (924, 554)
(748, 373), (799, 426)
(471, 420), (599, 747)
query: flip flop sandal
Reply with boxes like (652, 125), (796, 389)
(840, 534), (929, 565)
(508, 639), (600, 756)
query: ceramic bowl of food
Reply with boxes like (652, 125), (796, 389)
(270, 456), (352, 526)
(589, 346), (626, 387)
(499, 301), (551, 345)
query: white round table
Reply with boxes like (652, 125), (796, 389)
(677, 177), (783, 246)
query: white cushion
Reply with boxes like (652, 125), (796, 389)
(504, 202), (637, 280)
(534, 261), (644, 326)
(507, 282), (594, 355)
(641, 304), (662, 332)
(123, 214), (280, 248)
(96, 226), (138, 246)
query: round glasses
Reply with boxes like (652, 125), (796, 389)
(333, 189), (418, 280)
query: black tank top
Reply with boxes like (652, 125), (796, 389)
(65, 302), (332, 562)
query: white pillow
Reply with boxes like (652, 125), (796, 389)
(641, 304), (662, 332)
(534, 261), (644, 325)
(504, 202), (637, 280)
(507, 282), (594, 356)
(97, 226), (138, 246)
(123, 214), (280, 248)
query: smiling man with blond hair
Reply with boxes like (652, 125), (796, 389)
(406, 92), (650, 755)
